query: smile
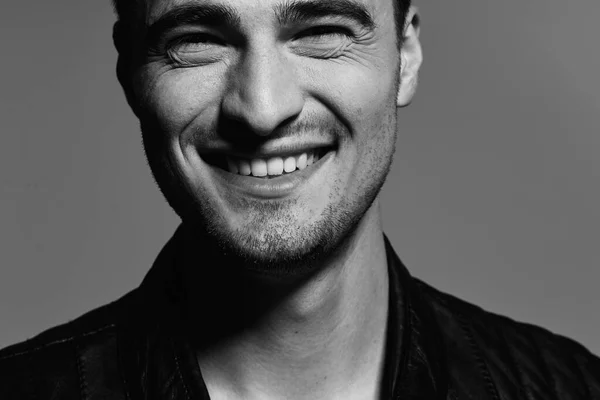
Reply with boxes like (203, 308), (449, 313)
(202, 148), (329, 179)
(201, 146), (336, 199)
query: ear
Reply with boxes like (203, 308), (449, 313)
(396, 7), (423, 108)
(113, 22), (141, 117)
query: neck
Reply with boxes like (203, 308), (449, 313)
(181, 201), (391, 400)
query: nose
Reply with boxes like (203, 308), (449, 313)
(221, 45), (304, 137)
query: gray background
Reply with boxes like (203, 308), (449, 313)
(1, 1), (599, 352)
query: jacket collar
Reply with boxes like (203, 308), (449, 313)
(384, 235), (448, 398)
(118, 226), (447, 399)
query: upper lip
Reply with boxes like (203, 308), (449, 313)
(197, 142), (336, 160)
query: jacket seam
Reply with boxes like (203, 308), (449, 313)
(0, 324), (116, 361)
(172, 338), (192, 400)
(454, 309), (502, 400)
(75, 342), (89, 400)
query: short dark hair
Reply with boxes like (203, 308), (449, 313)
(112, 0), (412, 49)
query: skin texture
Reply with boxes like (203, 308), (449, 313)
(115, 0), (422, 398)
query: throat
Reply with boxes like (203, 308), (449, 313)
(195, 258), (390, 400)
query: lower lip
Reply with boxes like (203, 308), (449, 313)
(209, 151), (335, 199)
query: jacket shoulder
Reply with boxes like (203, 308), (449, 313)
(416, 279), (600, 399)
(0, 291), (136, 399)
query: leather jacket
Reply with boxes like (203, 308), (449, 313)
(2, 227), (599, 399)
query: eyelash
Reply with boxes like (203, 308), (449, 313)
(168, 33), (224, 48)
(294, 26), (355, 40)
(167, 25), (353, 47)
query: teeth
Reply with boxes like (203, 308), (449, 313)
(250, 159), (268, 177)
(267, 157), (284, 176)
(224, 149), (325, 177)
(238, 159), (251, 176)
(297, 153), (308, 170)
(283, 156), (296, 173)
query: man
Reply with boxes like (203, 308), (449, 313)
(1, 0), (598, 398)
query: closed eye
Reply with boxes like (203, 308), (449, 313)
(166, 33), (228, 66)
(169, 33), (225, 49)
(293, 26), (354, 41)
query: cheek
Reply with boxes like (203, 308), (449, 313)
(303, 54), (398, 128)
(311, 63), (397, 150)
(139, 67), (226, 137)
(309, 62), (398, 188)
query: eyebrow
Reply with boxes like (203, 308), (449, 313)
(275, 0), (375, 31)
(146, 4), (241, 45)
(146, 0), (375, 45)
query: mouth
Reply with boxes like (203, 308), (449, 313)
(201, 147), (333, 179)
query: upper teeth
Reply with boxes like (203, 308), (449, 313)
(226, 150), (319, 177)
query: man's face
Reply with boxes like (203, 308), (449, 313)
(127, 0), (407, 273)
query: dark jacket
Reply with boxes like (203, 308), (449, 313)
(1, 228), (599, 399)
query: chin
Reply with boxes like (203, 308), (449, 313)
(207, 212), (346, 277)
(179, 198), (364, 280)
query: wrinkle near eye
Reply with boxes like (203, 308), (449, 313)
(290, 39), (353, 59)
(340, 34), (390, 68)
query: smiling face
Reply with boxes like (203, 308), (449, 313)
(117, 0), (420, 274)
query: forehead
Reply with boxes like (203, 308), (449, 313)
(144, 0), (389, 27)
